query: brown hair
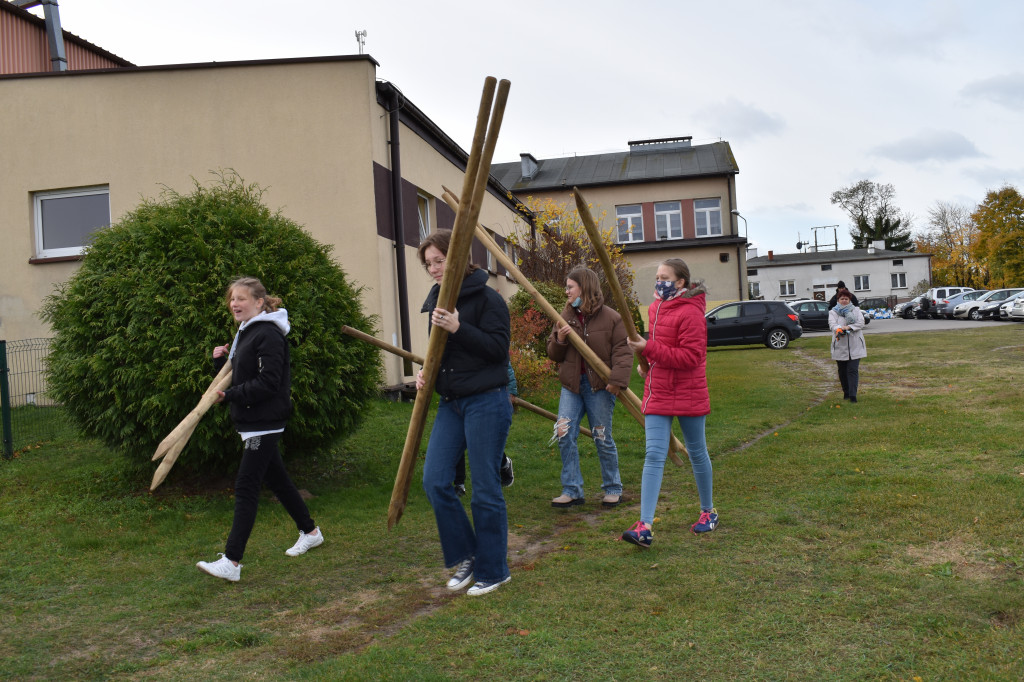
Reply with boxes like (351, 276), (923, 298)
(566, 266), (605, 316)
(416, 229), (478, 276)
(661, 258), (690, 288)
(225, 277), (282, 313)
(836, 287), (853, 301)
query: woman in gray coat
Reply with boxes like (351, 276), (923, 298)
(828, 287), (867, 402)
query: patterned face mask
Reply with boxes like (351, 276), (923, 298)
(655, 280), (677, 300)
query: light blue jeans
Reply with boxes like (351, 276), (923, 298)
(555, 374), (622, 498)
(422, 387), (512, 584)
(641, 414), (712, 525)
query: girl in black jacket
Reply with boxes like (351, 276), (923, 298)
(196, 278), (322, 582)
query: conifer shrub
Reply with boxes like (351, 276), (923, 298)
(41, 174), (381, 474)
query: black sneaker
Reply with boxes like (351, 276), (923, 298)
(446, 558), (474, 591)
(454, 483), (466, 497)
(500, 455), (514, 487)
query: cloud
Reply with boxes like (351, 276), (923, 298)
(962, 165), (1024, 190)
(871, 130), (983, 163)
(960, 73), (1024, 109)
(699, 98), (785, 140)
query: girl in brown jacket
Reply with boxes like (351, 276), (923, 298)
(546, 267), (632, 508)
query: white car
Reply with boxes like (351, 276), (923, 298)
(954, 289), (1022, 320)
(1010, 297), (1024, 321)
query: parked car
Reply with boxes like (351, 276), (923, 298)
(789, 300), (830, 331)
(894, 295), (927, 319)
(934, 289), (988, 319)
(954, 288), (1024, 320)
(924, 286), (974, 317)
(997, 292), (1024, 319)
(858, 296), (890, 311)
(1009, 297), (1024, 321)
(705, 300), (803, 349)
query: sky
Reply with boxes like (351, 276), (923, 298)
(35, 0), (1024, 256)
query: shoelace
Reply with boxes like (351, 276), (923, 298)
(628, 521), (648, 535)
(696, 511), (712, 525)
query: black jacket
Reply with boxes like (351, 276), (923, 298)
(421, 268), (510, 399)
(214, 313), (292, 431)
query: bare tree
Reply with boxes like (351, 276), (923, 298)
(830, 179), (913, 247)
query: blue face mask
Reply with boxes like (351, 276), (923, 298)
(655, 280), (677, 301)
(570, 296), (582, 308)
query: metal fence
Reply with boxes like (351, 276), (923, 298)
(1, 338), (75, 459)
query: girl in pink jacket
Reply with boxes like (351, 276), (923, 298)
(622, 258), (718, 548)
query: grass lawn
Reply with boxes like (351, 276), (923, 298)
(1, 325), (1023, 680)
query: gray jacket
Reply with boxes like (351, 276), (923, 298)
(828, 307), (867, 360)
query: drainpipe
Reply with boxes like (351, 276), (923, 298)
(387, 87), (413, 377)
(15, 1), (68, 71)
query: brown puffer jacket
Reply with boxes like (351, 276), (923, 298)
(546, 304), (632, 394)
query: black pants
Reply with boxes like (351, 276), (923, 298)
(225, 432), (315, 562)
(836, 358), (861, 399)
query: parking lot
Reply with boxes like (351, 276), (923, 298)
(800, 316), (1018, 337)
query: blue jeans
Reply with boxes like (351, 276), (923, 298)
(640, 415), (712, 526)
(422, 387), (512, 583)
(555, 374), (622, 498)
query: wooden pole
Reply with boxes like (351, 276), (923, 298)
(339, 326), (593, 439)
(572, 186), (649, 374)
(388, 77), (511, 529)
(442, 188), (687, 466)
(150, 365), (233, 490)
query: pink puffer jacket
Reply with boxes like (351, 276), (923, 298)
(639, 285), (710, 417)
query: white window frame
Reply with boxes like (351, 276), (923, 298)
(694, 198), (722, 238)
(485, 230), (496, 273)
(34, 186), (110, 258)
(615, 205), (644, 243)
(780, 280), (795, 296)
(891, 272), (907, 289)
(503, 240), (516, 280)
(654, 201), (682, 240)
(854, 275), (870, 291)
(749, 281), (761, 299)
(416, 191), (432, 242)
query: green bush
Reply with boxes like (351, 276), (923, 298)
(41, 173), (381, 475)
(508, 282), (565, 358)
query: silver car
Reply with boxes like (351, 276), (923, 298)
(954, 289), (1023, 320)
(1010, 297), (1024, 321)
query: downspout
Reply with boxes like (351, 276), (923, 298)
(15, 0), (68, 71)
(387, 87), (413, 377)
(729, 174), (744, 299)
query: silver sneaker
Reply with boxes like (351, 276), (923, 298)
(285, 527), (324, 556)
(446, 558), (474, 591)
(467, 575), (511, 596)
(196, 554), (241, 582)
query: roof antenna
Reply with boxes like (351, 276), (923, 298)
(355, 30), (367, 54)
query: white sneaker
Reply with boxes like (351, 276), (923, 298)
(285, 527), (324, 556)
(467, 575), (511, 596)
(197, 554), (241, 582)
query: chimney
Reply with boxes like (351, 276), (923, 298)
(520, 153), (539, 180)
(768, 250), (774, 261)
(747, 247), (758, 259)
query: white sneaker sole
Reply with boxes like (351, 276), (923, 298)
(196, 562), (241, 582)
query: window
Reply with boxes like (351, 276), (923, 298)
(616, 205), (643, 243)
(34, 186), (110, 258)
(485, 230), (496, 272)
(779, 280), (795, 296)
(503, 241), (516, 280)
(719, 253), (730, 263)
(747, 269), (758, 276)
(417, 192), (432, 242)
(854, 275), (869, 291)
(892, 259), (903, 266)
(891, 273), (907, 289)
(654, 201), (682, 240)
(748, 281), (760, 299)
(821, 264), (832, 271)
(694, 198), (722, 237)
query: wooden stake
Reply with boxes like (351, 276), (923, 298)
(388, 78), (511, 529)
(339, 326), (593, 439)
(573, 186), (649, 374)
(442, 188), (687, 467)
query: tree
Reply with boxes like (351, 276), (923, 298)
(41, 173), (381, 475)
(506, 194), (641, 330)
(830, 179), (914, 249)
(972, 184), (1024, 287)
(853, 214), (915, 251)
(914, 201), (983, 286)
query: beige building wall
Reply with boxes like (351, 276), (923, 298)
(1, 57), (522, 386)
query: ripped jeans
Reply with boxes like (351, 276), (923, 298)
(554, 374), (622, 498)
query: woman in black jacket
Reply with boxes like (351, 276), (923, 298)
(196, 277), (322, 582)
(415, 230), (513, 597)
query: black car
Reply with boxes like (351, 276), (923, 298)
(705, 301), (803, 349)
(790, 300), (830, 331)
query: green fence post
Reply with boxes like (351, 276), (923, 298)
(1, 340), (13, 459)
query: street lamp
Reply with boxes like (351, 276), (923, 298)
(731, 209), (748, 242)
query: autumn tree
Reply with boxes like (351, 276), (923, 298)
(830, 179), (914, 249)
(914, 201), (983, 286)
(972, 184), (1024, 287)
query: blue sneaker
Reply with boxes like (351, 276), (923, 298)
(621, 520), (653, 548)
(691, 508), (719, 534)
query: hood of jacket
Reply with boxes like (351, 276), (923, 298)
(229, 309), (290, 360)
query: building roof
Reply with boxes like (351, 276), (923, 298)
(489, 139), (738, 192)
(0, 0), (134, 70)
(747, 247), (930, 267)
